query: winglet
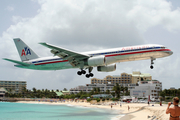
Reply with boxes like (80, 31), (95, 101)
(39, 42), (51, 48)
(39, 42), (47, 46)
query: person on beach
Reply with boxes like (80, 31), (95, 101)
(166, 97), (180, 120)
(111, 105), (113, 109)
(128, 105), (130, 111)
(120, 103), (122, 107)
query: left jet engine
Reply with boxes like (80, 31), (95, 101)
(85, 55), (106, 66)
(97, 63), (116, 72)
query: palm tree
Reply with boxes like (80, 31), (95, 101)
(89, 90), (94, 95)
(63, 88), (67, 91)
(106, 90), (110, 94)
(124, 87), (128, 94)
(112, 83), (121, 98)
(22, 87), (27, 97)
(97, 88), (100, 93)
(32, 87), (37, 93)
(93, 87), (100, 94)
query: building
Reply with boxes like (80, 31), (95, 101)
(131, 71), (152, 84)
(70, 71), (155, 97)
(55, 91), (64, 97)
(91, 71), (152, 85)
(0, 87), (8, 98)
(91, 73), (132, 85)
(70, 83), (137, 94)
(0, 80), (27, 94)
(62, 91), (70, 95)
(70, 84), (115, 94)
(92, 94), (113, 98)
(130, 80), (162, 99)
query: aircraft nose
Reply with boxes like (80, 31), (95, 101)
(168, 49), (173, 55)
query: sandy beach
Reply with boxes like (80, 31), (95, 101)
(16, 100), (170, 120)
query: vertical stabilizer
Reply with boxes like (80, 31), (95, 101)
(13, 38), (39, 61)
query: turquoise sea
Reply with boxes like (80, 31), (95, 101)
(0, 102), (123, 120)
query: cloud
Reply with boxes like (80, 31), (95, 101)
(1, 0), (180, 90)
(126, 0), (180, 32)
(5, 6), (14, 12)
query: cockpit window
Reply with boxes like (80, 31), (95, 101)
(161, 47), (165, 49)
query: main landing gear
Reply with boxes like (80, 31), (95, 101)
(150, 58), (156, 69)
(77, 67), (94, 78)
(85, 73), (93, 78)
(77, 70), (86, 75)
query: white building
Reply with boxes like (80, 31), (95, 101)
(130, 80), (162, 99)
(91, 71), (152, 85)
(0, 87), (8, 98)
(70, 84), (115, 94)
(70, 83), (138, 94)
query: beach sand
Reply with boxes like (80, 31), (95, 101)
(16, 101), (170, 120)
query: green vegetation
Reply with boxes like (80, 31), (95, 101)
(112, 83), (129, 98)
(96, 98), (100, 102)
(5, 85), (129, 99)
(5, 87), (57, 98)
(87, 98), (92, 102)
(159, 89), (180, 102)
(111, 98), (119, 101)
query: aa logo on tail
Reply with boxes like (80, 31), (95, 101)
(21, 47), (31, 56)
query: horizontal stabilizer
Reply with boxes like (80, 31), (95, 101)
(3, 58), (30, 66)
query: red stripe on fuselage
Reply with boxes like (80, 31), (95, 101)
(35, 60), (68, 65)
(105, 49), (171, 57)
(34, 49), (171, 65)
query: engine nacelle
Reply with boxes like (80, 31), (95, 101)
(86, 56), (106, 66)
(97, 64), (116, 72)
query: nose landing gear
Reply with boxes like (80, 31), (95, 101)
(150, 58), (156, 69)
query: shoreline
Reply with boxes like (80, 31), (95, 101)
(15, 101), (169, 120)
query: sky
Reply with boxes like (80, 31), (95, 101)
(1, 0), (180, 90)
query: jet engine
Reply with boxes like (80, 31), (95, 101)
(86, 56), (106, 66)
(97, 64), (116, 72)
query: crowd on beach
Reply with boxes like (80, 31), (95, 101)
(15, 97), (180, 120)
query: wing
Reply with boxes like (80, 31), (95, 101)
(39, 42), (90, 67)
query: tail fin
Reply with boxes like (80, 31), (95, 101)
(13, 38), (39, 61)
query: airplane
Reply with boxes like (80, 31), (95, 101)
(3, 38), (173, 78)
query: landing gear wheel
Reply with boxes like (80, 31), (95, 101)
(77, 71), (82, 75)
(89, 73), (94, 77)
(82, 70), (86, 74)
(86, 74), (90, 78)
(150, 65), (154, 69)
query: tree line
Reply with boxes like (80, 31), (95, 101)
(5, 83), (129, 99)
(159, 88), (180, 101)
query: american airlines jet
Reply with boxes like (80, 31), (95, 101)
(3, 38), (173, 78)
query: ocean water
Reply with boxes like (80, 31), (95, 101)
(0, 102), (123, 120)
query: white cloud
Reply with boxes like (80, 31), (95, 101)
(1, 0), (180, 90)
(5, 6), (14, 12)
(126, 0), (180, 32)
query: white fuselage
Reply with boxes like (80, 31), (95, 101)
(15, 44), (173, 70)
